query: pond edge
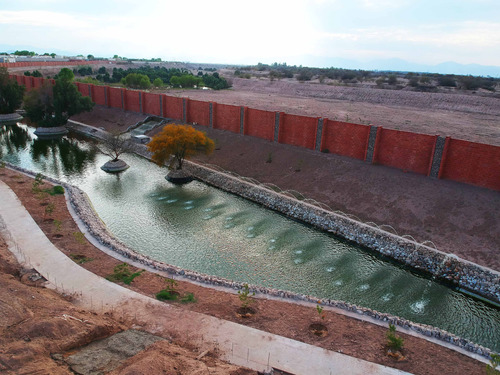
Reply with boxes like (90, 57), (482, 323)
(4, 157), (498, 358)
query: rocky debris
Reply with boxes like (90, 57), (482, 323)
(62, 329), (165, 374)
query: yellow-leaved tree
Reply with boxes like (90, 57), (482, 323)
(147, 124), (215, 170)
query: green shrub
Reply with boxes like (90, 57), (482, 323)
(51, 185), (65, 195)
(156, 289), (178, 301)
(121, 73), (151, 89)
(438, 75), (456, 87)
(387, 75), (398, 85)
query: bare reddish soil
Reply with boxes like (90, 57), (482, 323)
(0, 169), (486, 375)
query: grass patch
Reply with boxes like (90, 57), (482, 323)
(69, 254), (93, 264)
(180, 292), (196, 303)
(73, 232), (86, 244)
(106, 263), (144, 285)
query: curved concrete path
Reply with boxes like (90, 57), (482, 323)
(0, 180), (411, 375)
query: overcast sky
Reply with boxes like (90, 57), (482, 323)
(1, 0), (499, 71)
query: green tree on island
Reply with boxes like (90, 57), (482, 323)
(0, 67), (25, 114)
(24, 68), (94, 127)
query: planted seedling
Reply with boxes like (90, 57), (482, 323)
(316, 303), (325, 320)
(53, 219), (62, 231)
(32, 173), (44, 193)
(236, 283), (256, 318)
(386, 323), (404, 351)
(385, 323), (406, 361)
(309, 302), (328, 337)
(266, 152), (273, 164)
(44, 202), (55, 221)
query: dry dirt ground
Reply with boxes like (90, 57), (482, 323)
(73, 106), (500, 272)
(163, 75), (500, 146)
(0, 169), (487, 375)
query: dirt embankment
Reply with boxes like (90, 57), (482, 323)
(0, 155), (487, 375)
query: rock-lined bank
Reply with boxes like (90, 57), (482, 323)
(187, 162), (500, 303)
(129, 142), (500, 305)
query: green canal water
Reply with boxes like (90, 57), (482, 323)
(1, 123), (499, 352)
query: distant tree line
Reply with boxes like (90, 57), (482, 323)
(240, 62), (499, 92)
(93, 66), (230, 90)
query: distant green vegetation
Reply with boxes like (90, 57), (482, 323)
(24, 70), (42, 77)
(95, 66), (230, 90)
(73, 66), (93, 76)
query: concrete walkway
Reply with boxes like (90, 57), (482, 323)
(0, 180), (411, 375)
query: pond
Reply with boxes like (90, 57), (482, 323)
(1, 123), (499, 352)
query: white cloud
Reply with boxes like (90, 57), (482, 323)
(0, 10), (93, 29)
(359, 0), (411, 10)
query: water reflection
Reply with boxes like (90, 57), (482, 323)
(0, 124), (32, 157)
(30, 134), (97, 176)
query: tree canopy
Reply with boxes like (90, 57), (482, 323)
(121, 73), (151, 89)
(24, 68), (94, 127)
(147, 124), (214, 170)
(0, 67), (25, 114)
